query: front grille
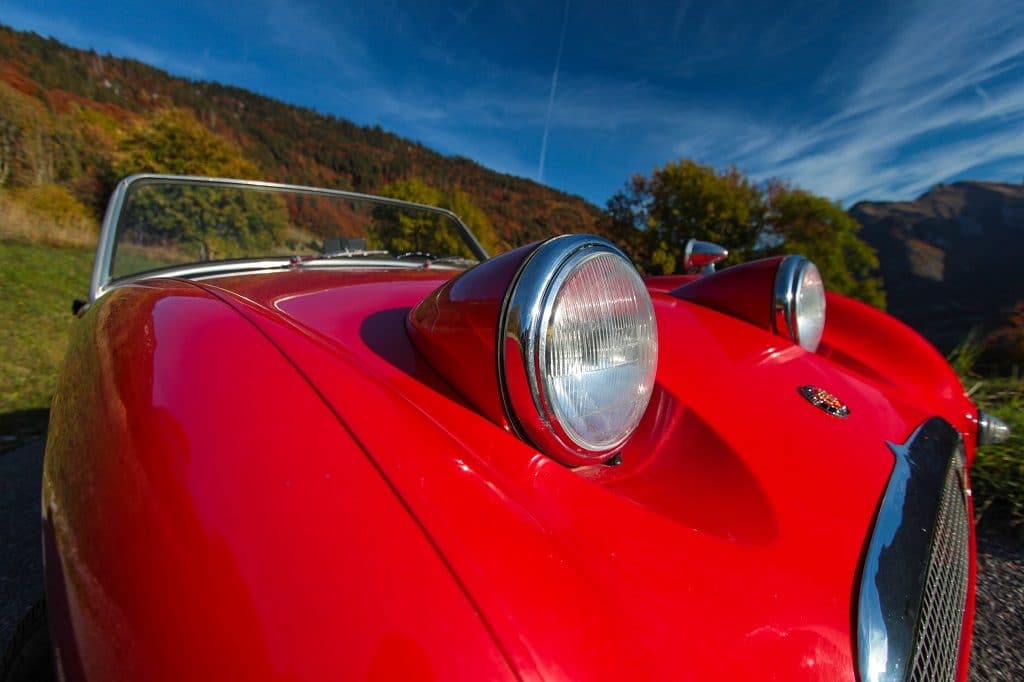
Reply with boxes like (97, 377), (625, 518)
(908, 458), (970, 682)
(858, 418), (973, 682)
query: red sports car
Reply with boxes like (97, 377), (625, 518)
(23, 174), (1012, 680)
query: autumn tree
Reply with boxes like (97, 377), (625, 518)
(370, 178), (499, 259)
(607, 160), (765, 274)
(112, 108), (288, 262)
(0, 82), (85, 189)
(113, 108), (260, 179)
(446, 187), (500, 255)
(606, 159), (886, 308)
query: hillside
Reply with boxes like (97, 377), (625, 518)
(9, 23), (1018, 356)
(852, 181), (1024, 354)
(0, 25), (602, 249)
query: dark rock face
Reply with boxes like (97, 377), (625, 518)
(851, 181), (1024, 353)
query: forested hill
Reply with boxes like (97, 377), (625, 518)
(0, 24), (602, 248)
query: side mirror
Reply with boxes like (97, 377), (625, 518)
(683, 239), (728, 274)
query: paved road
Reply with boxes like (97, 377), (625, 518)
(971, 533), (1024, 680)
(0, 439), (43, 653)
(2, 439), (1021, 677)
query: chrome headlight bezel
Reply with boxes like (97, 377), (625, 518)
(498, 235), (658, 464)
(773, 255), (826, 352)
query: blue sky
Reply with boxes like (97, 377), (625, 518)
(4, 0), (1022, 206)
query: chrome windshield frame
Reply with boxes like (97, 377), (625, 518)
(89, 173), (488, 301)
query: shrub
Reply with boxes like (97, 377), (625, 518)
(0, 184), (99, 247)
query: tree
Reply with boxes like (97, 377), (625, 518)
(606, 159), (886, 308)
(370, 178), (498, 259)
(113, 108), (260, 179)
(0, 82), (86, 189)
(445, 187), (500, 255)
(606, 160), (765, 275)
(115, 181), (290, 269)
(764, 182), (886, 309)
(112, 109), (288, 263)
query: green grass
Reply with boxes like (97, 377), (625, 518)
(948, 337), (1024, 533)
(0, 240), (94, 437)
(110, 243), (182, 279)
(965, 376), (1024, 532)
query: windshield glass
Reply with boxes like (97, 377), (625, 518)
(107, 176), (485, 282)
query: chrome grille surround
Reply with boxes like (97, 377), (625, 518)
(858, 418), (971, 682)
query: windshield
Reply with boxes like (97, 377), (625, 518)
(98, 175), (485, 295)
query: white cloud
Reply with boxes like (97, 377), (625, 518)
(731, 0), (1024, 202)
(328, 0), (1024, 202)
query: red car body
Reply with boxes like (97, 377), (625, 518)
(41, 178), (980, 680)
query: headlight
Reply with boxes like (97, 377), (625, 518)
(773, 256), (826, 352)
(499, 235), (658, 464)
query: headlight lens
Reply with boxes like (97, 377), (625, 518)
(500, 236), (657, 463)
(773, 256), (826, 352)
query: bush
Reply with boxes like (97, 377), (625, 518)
(951, 338), (1024, 535)
(0, 184), (99, 247)
(968, 377), (1024, 533)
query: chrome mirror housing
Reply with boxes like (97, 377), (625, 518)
(683, 239), (729, 274)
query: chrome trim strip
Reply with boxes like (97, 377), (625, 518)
(858, 417), (965, 682)
(89, 176), (132, 301)
(101, 258), (459, 294)
(89, 173), (487, 301)
(102, 259), (296, 290)
(294, 258), (457, 270)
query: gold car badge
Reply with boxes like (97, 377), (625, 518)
(799, 385), (850, 418)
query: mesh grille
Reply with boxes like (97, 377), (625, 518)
(908, 461), (970, 682)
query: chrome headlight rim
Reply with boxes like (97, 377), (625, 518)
(498, 234), (656, 462)
(773, 255), (826, 352)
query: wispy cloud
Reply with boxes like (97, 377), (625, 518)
(322, 0), (1024, 203)
(4, 0), (1019, 205)
(728, 0), (1024, 202)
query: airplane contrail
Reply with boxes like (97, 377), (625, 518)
(538, 0), (570, 183)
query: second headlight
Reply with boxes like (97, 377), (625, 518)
(499, 235), (658, 464)
(773, 255), (826, 352)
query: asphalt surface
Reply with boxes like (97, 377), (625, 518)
(1, 439), (44, 654)
(971, 533), (1024, 680)
(2, 439), (1022, 678)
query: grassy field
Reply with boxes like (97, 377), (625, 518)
(964, 376), (1024, 534)
(0, 240), (94, 445)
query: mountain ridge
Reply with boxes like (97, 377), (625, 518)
(851, 180), (1024, 354)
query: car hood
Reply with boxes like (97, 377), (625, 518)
(195, 267), (948, 679)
